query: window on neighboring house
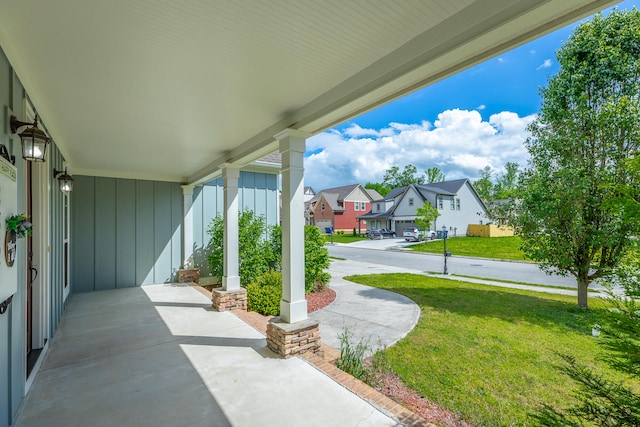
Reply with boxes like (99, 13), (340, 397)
(409, 198), (414, 206)
(450, 198), (455, 210)
(456, 198), (461, 210)
(361, 202), (366, 210)
(377, 203), (381, 212)
(321, 202), (325, 211)
(354, 202), (359, 211)
(438, 197), (443, 209)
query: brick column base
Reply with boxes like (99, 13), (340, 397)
(178, 269), (200, 283)
(266, 318), (322, 358)
(211, 288), (247, 311)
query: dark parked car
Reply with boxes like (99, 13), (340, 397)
(368, 228), (396, 239)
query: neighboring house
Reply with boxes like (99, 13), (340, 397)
(307, 184), (381, 233)
(303, 187), (316, 225)
(359, 179), (488, 236)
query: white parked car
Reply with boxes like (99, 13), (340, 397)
(402, 227), (436, 242)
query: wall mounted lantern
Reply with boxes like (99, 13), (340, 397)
(10, 115), (50, 162)
(53, 168), (73, 193)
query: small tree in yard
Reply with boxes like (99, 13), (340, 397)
(514, 9), (640, 309)
(414, 201), (439, 232)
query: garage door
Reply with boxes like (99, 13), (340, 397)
(315, 219), (333, 233)
(394, 220), (417, 235)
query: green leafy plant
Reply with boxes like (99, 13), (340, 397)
(246, 271), (282, 315)
(206, 212), (330, 294)
(335, 328), (388, 387)
(304, 225), (330, 293)
(5, 214), (32, 238)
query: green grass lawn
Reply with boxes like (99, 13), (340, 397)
(344, 273), (636, 426)
(323, 234), (367, 244)
(410, 236), (526, 261)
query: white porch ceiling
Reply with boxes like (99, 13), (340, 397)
(0, 0), (619, 184)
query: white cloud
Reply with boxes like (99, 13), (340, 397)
(537, 59), (552, 70)
(529, 49), (536, 54)
(497, 57), (505, 63)
(304, 109), (535, 190)
(476, 104), (486, 111)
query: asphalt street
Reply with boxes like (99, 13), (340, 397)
(327, 240), (606, 290)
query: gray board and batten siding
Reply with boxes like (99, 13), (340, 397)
(72, 177), (183, 292)
(192, 172), (279, 277)
(71, 171), (279, 291)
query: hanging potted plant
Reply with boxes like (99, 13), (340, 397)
(6, 214), (32, 238)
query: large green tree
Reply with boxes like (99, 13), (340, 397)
(494, 162), (520, 199)
(515, 9), (640, 309)
(473, 165), (494, 202)
(424, 167), (445, 184)
(382, 164), (425, 188)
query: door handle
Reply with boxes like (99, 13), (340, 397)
(30, 267), (38, 285)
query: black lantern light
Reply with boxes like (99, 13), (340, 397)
(10, 115), (50, 162)
(53, 168), (74, 193)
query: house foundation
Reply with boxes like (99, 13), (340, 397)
(211, 288), (247, 311)
(266, 317), (322, 358)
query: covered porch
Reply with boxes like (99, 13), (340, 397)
(14, 283), (401, 427)
(0, 1), (620, 426)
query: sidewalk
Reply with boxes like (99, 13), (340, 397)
(311, 259), (421, 351)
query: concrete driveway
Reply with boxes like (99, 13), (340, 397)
(331, 237), (413, 250)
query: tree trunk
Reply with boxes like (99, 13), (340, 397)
(577, 279), (589, 309)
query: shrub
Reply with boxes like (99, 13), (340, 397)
(206, 212), (330, 294)
(207, 211), (270, 285)
(352, 228), (357, 236)
(336, 230), (345, 235)
(304, 225), (330, 293)
(246, 271), (282, 316)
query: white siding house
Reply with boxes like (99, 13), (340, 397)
(358, 179), (488, 236)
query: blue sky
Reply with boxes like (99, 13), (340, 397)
(304, 0), (637, 191)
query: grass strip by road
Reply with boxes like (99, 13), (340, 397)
(323, 234), (367, 244)
(409, 236), (526, 261)
(450, 273), (602, 293)
(344, 273), (633, 426)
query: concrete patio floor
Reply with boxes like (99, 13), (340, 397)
(14, 283), (402, 427)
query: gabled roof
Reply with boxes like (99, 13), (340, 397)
(316, 192), (345, 212)
(365, 188), (384, 201)
(316, 184), (361, 202)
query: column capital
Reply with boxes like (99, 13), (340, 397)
(275, 129), (309, 153)
(181, 184), (196, 196)
(220, 163), (241, 179)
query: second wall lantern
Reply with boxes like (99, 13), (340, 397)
(53, 168), (73, 193)
(10, 115), (50, 162)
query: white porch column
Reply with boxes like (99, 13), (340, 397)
(276, 129), (309, 323)
(181, 185), (195, 268)
(222, 164), (241, 291)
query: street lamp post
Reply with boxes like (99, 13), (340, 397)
(442, 225), (448, 275)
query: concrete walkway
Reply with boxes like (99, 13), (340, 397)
(311, 259), (421, 352)
(15, 284), (401, 427)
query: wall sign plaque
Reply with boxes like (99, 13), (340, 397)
(5, 230), (16, 267)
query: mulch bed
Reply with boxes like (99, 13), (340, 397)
(306, 286), (336, 313)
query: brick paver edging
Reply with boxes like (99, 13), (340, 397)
(190, 283), (433, 427)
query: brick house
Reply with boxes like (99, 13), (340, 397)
(307, 184), (382, 233)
